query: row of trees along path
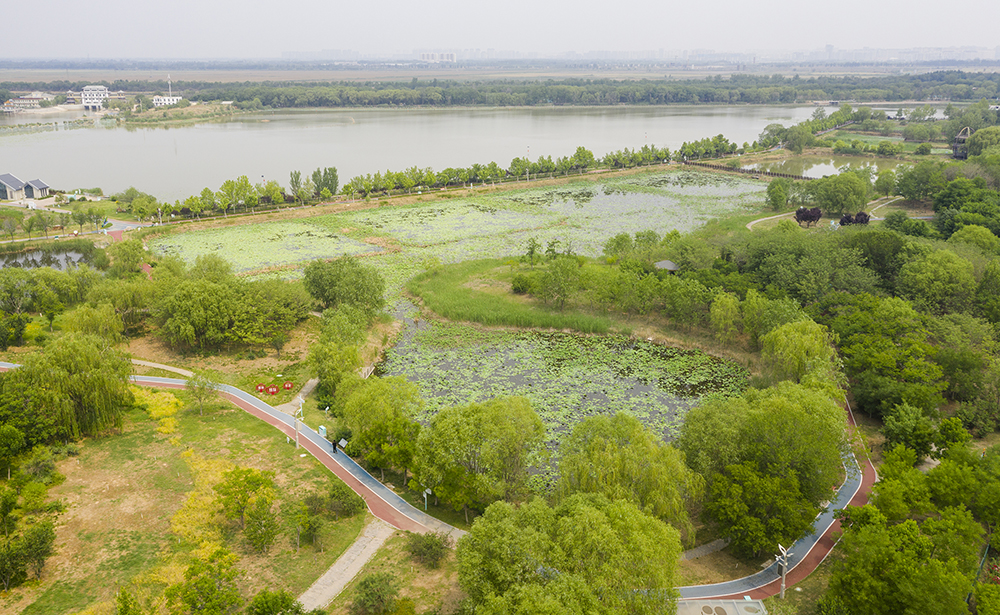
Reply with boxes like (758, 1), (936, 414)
(0, 359), (876, 602)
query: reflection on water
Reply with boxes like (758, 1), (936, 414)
(0, 250), (88, 270)
(4, 105), (820, 201)
(744, 155), (906, 178)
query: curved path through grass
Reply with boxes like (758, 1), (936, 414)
(679, 401), (877, 599)
(0, 361), (874, 602)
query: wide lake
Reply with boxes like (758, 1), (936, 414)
(2, 105), (819, 201)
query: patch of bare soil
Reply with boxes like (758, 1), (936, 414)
(678, 549), (771, 586)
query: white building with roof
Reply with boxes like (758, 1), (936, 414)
(82, 85), (110, 110)
(152, 95), (183, 107)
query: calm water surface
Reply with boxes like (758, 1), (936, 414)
(0, 249), (89, 270)
(744, 154), (907, 178)
(1, 106), (818, 201)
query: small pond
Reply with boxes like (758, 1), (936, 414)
(376, 315), (749, 454)
(743, 155), (905, 178)
(0, 249), (90, 270)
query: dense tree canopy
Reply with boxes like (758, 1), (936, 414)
(555, 413), (703, 543)
(303, 257), (386, 316)
(457, 495), (681, 615)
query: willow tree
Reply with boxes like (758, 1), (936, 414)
(16, 333), (133, 439)
(556, 413), (704, 545)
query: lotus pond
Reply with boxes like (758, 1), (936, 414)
(377, 319), (749, 451)
(149, 220), (381, 272)
(168, 169), (765, 291)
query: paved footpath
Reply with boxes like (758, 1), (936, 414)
(0, 360), (873, 602)
(297, 517), (396, 611)
(678, 402), (877, 599)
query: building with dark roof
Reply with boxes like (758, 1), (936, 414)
(24, 179), (49, 199)
(0, 174), (50, 201)
(0, 174), (26, 201)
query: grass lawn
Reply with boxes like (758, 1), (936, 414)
(327, 532), (464, 615)
(2, 386), (367, 615)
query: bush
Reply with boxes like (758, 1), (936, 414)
(22, 446), (57, 484)
(350, 572), (398, 615)
(51, 443), (79, 458)
(956, 399), (999, 438)
(510, 273), (533, 295)
(329, 480), (366, 519)
(404, 531), (452, 568)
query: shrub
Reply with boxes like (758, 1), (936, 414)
(22, 446), (57, 484)
(404, 531), (452, 568)
(510, 273), (533, 295)
(350, 572), (398, 615)
(329, 480), (366, 519)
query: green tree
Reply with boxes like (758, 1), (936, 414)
(246, 589), (319, 615)
(156, 279), (241, 350)
(523, 237), (542, 268)
(186, 372), (217, 416)
(311, 167), (339, 196)
(761, 319), (841, 384)
(555, 413), (703, 544)
(710, 291), (742, 345)
(106, 239), (146, 279)
(897, 249), (977, 315)
(341, 377), (422, 482)
(243, 495), (280, 554)
(707, 462), (817, 558)
(968, 126), (1000, 157)
(0, 425), (24, 480)
(62, 303), (124, 346)
(538, 256), (579, 310)
(413, 398), (545, 521)
(680, 382), (845, 507)
(977, 260), (1000, 324)
(115, 588), (146, 615)
(71, 209), (88, 232)
(949, 224), (1000, 254)
(166, 548), (242, 615)
(289, 171), (302, 200)
(302, 257), (386, 316)
(14, 333), (133, 439)
(20, 216), (37, 240)
(350, 572), (398, 615)
(766, 178), (790, 211)
(0, 489), (18, 538)
(874, 169), (897, 197)
(882, 403), (936, 459)
(213, 466), (275, 529)
(457, 495), (680, 615)
(827, 519), (972, 615)
(0, 537), (26, 591)
(813, 172), (869, 216)
(21, 520), (55, 579)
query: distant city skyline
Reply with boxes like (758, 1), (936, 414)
(3, 0), (999, 61)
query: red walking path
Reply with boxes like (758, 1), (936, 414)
(0, 362), (874, 598)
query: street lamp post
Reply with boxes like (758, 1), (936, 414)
(776, 543), (792, 599)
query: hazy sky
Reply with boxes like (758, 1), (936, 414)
(5, 0), (1000, 59)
